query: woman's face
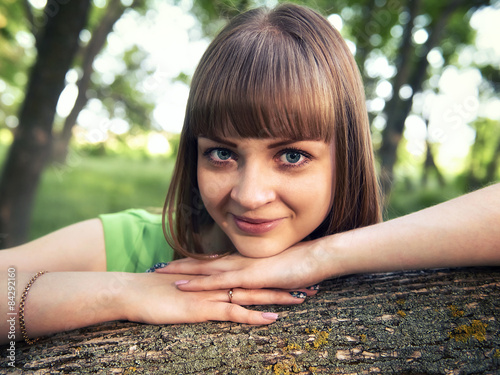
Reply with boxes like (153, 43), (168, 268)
(197, 136), (335, 258)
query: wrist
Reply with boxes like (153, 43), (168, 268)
(109, 272), (139, 322)
(309, 233), (349, 280)
(16, 272), (131, 339)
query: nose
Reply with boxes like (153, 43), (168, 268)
(230, 162), (276, 210)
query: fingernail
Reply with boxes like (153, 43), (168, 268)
(290, 291), (307, 299)
(306, 284), (320, 291)
(145, 262), (169, 273)
(262, 312), (279, 320)
(174, 280), (190, 286)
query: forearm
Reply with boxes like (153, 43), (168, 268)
(1, 271), (131, 344)
(317, 184), (500, 278)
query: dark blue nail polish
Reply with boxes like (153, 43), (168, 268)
(290, 291), (307, 299)
(306, 284), (320, 291)
(145, 262), (169, 273)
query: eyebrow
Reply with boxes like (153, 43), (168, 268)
(202, 136), (237, 148)
(200, 136), (299, 149)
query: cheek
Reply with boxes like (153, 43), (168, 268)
(294, 170), (333, 224)
(197, 168), (233, 211)
(313, 178), (333, 216)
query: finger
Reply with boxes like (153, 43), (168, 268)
(175, 272), (246, 291)
(226, 288), (308, 306)
(156, 258), (236, 276)
(175, 274), (321, 294)
(287, 289), (318, 297)
(282, 284), (321, 296)
(155, 260), (212, 275)
(211, 303), (280, 325)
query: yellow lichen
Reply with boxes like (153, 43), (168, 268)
(304, 327), (330, 349)
(273, 357), (300, 374)
(312, 331), (329, 348)
(285, 342), (301, 351)
(449, 320), (487, 342)
(396, 299), (406, 305)
(308, 366), (318, 374)
(360, 334), (368, 343)
(494, 349), (500, 358)
(448, 305), (465, 317)
(397, 310), (406, 318)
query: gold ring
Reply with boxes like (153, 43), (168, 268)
(228, 288), (233, 303)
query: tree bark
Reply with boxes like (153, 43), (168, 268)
(0, 0), (91, 249)
(3, 268), (499, 374)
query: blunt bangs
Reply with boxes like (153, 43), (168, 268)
(187, 7), (337, 142)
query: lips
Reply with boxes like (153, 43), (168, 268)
(232, 214), (284, 234)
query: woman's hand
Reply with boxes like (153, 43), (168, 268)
(0, 270), (313, 344)
(123, 273), (313, 326)
(156, 239), (335, 292)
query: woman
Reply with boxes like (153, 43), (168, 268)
(1, 3), (498, 346)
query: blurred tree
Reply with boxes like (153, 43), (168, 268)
(380, 0), (493, 197)
(0, 0), (91, 248)
(51, 0), (145, 163)
(0, 0), (154, 248)
(0, 1), (34, 129)
(319, 0), (491, 199)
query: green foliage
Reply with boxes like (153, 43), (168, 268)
(464, 117), (500, 189)
(94, 71), (156, 131)
(386, 182), (464, 220)
(189, 0), (251, 36)
(0, 0), (34, 124)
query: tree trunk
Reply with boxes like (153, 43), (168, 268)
(378, 0), (465, 199)
(0, 0), (91, 249)
(3, 268), (499, 374)
(422, 118), (445, 188)
(52, 0), (141, 164)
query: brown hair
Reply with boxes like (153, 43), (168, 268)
(163, 3), (381, 259)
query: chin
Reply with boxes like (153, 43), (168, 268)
(231, 236), (293, 258)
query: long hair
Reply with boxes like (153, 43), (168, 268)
(163, 3), (381, 259)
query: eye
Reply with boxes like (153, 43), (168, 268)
(278, 148), (311, 168)
(213, 149), (232, 161)
(203, 147), (236, 165)
(282, 151), (303, 164)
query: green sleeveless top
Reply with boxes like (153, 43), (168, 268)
(99, 209), (174, 273)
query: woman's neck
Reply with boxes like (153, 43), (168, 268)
(201, 223), (236, 255)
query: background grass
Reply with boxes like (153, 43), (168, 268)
(29, 152), (174, 240)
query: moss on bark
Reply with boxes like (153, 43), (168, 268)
(2, 268), (499, 374)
